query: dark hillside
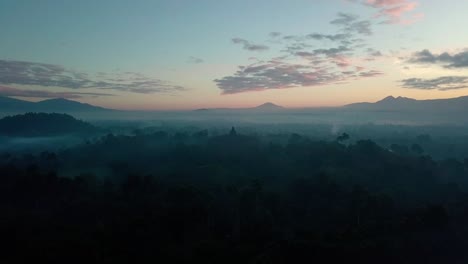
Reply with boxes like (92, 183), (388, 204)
(0, 112), (98, 136)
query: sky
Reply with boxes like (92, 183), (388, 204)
(0, 0), (468, 110)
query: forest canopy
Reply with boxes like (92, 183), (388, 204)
(0, 112), (99, 136)
(2, 126), (468, 263)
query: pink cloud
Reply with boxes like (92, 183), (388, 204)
(332, 55), (353, 68)
(380, 2), (417, 18)
(351, 0), (422, 24)
(365, 0), (408, 7)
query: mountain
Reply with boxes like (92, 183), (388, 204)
(194, 102), (285, 112)
(346, 95), (468, 112)
(346, 96), (414, 109)
(376, 96), (416, 105)
(0, 112), (99, 136)
(253, 102), (284, 111)
(34, 98), (108, 112)
(0, 96), (35, 110)
(0, 96), (111, 113)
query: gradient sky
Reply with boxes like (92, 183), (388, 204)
(1, 0), (468, 110)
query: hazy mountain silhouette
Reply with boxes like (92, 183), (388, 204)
(0, 96), (35, 110)
(34, 98), (108, 112)
(0, 96), (111, 113)
(0, 112), (99, 136)
(253, 102), (284, 110)
(346, 95), (468, 112)
(194, 102), (285, 112)
(377, 95), (416, 105)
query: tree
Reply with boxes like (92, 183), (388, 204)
(411, 143), (424, 155)
(390, 143), (409, 155)
(193, 129), (209, 138)
(229, 126), (237, 136)
(336, 133), (350, 142)
(421, 205), (449, 229)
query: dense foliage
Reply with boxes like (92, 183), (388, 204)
(2, 129), (468, 263)
(0, 113), (98, 136)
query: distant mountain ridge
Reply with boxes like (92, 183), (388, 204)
(0, 96), (35, 110)
(254, 102), (284, 110)
(0, 96), (111, 113)
(346, 95), (468, 112)
(377, 96), (416, 104)
(195, 102), (285, 112)
(3, 95), (468, 115)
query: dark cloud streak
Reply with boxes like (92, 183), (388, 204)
(0, 85), (113, 99)
(232, 38), (269, 52)
(330, 13), (372, 36)
(401, 76), (468, 90)
(406, 49), (468, 68)
(0, 60), (185, 95)
(215, 61), (383, 94)
(187, 56), (204, 64)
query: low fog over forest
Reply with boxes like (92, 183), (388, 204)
(2, 96), (468, 263)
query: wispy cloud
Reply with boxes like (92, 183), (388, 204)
(215, 13), (383, 94)
(0, 60), (185, 95)
(366, 48), (383, 57)
(187, 56), (204, 64)
(349, 0), (422, 24)
(215, 62), (341, 94)
(359, 70), (384, 77)
(401, 76), (468, 90)
(0, 85), (113, 98)
(406, 49), (468, 68)
(330, 12), (372, 35)
(307, 33), (350, 42)
(269, 32), (282, 38)
(215, 60), (382, 94)
(232, 38), (270, 52)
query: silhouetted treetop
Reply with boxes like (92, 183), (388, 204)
(230, 126), (237, 136)
(0, 112), (98, 136)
